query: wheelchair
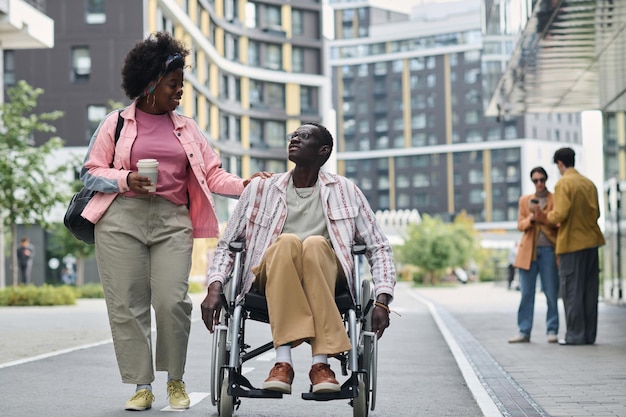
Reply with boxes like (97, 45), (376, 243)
(210, 241), (379, 417)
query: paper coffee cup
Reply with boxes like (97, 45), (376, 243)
(137, 159), (159, 192)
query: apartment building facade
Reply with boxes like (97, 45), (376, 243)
(5, 0), (329, 283)
(327, 0), (582, 229)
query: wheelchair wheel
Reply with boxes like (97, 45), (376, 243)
(211, 327), (228, 406)
(353, 378), (368, 417)
(218, 376), (234, 417)
(361, 278), (374, 331)
(360, 278), (378, 411)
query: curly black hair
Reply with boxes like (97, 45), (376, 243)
(121, 32), (189, 100)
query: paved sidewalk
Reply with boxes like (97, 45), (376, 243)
(414, 281), (626, 417)
(2, 282), (625, 417)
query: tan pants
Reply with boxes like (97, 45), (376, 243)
(95, 195), (193, 384)
(253, 234), (352, 356)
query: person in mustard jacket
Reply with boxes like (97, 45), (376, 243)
(508, 167), (560, 344)
(544, 147), (605, 345)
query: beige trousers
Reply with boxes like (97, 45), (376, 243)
(95, 195), (193, 384)
(253, 234), (352, 356)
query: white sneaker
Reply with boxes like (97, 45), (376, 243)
(508, 334), (530, 343)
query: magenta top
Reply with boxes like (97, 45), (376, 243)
(125, 109), (190, 205)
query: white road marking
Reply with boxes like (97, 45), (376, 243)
(160, 392), (210, 411)
(409, 291), (503, 417)
(0, 339), (112, 369)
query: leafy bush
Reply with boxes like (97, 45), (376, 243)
(0, 285), (76, 306)
(76, 283), (105, 298)
(0, 280), (205, 307)
(189, 281), (205, 294)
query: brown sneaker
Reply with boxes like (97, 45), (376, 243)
(309, 363), (341, 393)
(262, 362), (294, 394)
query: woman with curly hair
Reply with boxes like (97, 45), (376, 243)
(80, 32), (267, 411)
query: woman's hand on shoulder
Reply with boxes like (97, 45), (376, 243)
(243, 171), (273, 187)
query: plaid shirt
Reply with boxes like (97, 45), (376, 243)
(207, 170), (396, 302)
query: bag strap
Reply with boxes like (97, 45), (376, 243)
(109, 110), (124, 168)
(114, 110), (124, 144)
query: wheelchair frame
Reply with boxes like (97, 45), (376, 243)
(210, 241), (378, 417)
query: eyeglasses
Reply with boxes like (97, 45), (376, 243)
(287, 131), (315, 142)
(532, 178), (546, 184)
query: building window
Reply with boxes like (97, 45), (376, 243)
(300, 86), (317, 115)
(411, 114), (426, 129)
(392, 60), (403, 73)
(265, 44), (282, 70)
(465, 110), (480, 124)
(292, 9), (304, 35)
(469, 169), (484, 184)
(504, 125), (517, 139)
(344, 119), (356, 135)
(449, 53), (458, 66)
(86, 105), (106, 141)
(71, 46), (91, 82)
(249, 79), (263, 107)
(464, 69), (480, 84)
(266, 82), (285, 110)
(3, 50), (15, 86)
(487, 127), (500, 141)
(374, 62), (386, 75)
(413, 173), (429, 187)
(292, 47), (304, 73)
(248, 41), (260, 66)
(375, 118), (388, 132)
(410, 57), (425, 71)
(265, 5), (282, 28)
(245, 2), (256, 28)
(469, 189), (483, 204)
(358, 64), (368, 77)
(464, 50), (481, 62)
(85, 0), (106, 24)
(225, 34), (239, 61)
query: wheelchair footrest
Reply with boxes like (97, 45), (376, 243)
(228, 370), (284, 399)
(231, 386), (284, 399)
(301, 377), (358, 401)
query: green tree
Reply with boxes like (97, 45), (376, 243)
(0, 81), (67, 288)
(398, 213), (479, 285)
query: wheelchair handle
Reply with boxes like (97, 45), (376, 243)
(352, 244), (366, 255)
(229, 241), (245, 252)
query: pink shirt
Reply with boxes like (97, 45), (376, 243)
(81, 101), (244, 238)
(126, 109), (189, 205)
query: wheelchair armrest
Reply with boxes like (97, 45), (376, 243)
(229, 240), (245, 252)
(352, 244), (366, 255)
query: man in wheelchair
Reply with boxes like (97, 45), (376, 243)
(201, 122), (395, 396)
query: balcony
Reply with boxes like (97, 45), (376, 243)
(0, 0), (54, 49)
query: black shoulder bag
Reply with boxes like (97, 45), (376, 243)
(63, 111), (124, 244)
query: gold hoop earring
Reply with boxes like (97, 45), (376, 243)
(148, 95), (156, 108)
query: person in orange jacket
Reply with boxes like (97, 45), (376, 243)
(508, 167), (560, 344)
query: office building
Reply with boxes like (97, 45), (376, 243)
(327, 0), (581, 228)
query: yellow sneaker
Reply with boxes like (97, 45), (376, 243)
(125, 389), (154, 411)
(167, 380), (190, 409)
